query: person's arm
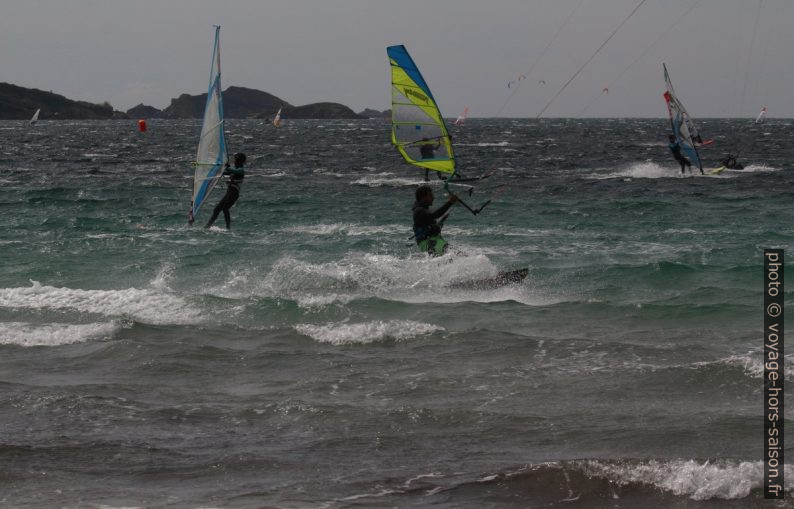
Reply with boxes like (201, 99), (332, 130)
(225, 166), (244, 179)
(431, 194), (458, 218)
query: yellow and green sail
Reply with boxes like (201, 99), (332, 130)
(388, 45), (455, 175)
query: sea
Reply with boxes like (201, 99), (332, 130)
(0, 117), (792, 508)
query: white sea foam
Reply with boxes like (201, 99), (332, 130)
(457, 141), (509, 147)
(262, 251), (541, 307)
(695, 351), (794, 379)
(735, 163), (779, 173)
(581, 459), (793, 500)
(0, 281), (201, 324)
(0, 321), (120, 347)
(312, 168), (345, 177)
(352, 173), (424, 187)
(295, 293), (358, 308)
(281, 223), (404, 236)
(590, 161), (677, 180)
(295, 320), (443, 345)
(149, 262), (174, 291)
(592, 161), (780, 180)
(81, 153), (117, 159)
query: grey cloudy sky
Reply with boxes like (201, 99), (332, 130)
(2, 0), (792, 118)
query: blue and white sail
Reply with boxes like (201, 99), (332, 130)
(663, 63), (702, 172)
(189, 25), (227, 224)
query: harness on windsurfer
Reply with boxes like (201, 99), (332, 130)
(205, 152), (246, 229)
(412, 185), (458, 257)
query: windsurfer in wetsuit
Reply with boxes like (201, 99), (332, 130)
(668, 134), (693, 175)
(412, 185), (458, 256)
(419, 137), (441, 159)
(720, 153), (744, 170)
(420, 137), (442, 181)
(205, 152), (246, 230)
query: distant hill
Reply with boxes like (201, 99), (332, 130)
(165, 87), (362, 119)
(0, 82), (365, 120)
(126, 103), (162, 118)
(162, 86), (289, 119)
(282, 102), (363, 120)
(358, 108), (390, 119)
(0, 82), (123, 120)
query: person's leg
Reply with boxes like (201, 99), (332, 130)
(206, 190), (233, 228)
(205, 202), (223, 227)
(222, 206), (231, 229)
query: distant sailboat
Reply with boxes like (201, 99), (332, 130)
(453, 107), (469, 127)
(273, 107), (282, 127)
(755, 106), (767, 124)
(29, 109), (40, 125)
(188, 26), (227, 225)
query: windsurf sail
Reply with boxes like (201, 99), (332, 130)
(189, 25), (227, 224)
(273, 107), (282, 127)
(755, 106), (767, 124)
(388, 44), (455, 177)
(29, 109), (40, 125)
(663, 63), (702, 172)
(454, 107), (469, 127)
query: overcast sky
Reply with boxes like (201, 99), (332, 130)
(2, 0), (792, 117)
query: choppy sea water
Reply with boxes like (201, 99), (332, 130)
(0, 117), (792, 508)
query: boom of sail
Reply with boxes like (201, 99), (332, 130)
(663, 63), (702, 172)
(189, 26), (227, 224)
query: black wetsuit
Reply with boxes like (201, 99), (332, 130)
(412, 199), (453, 244)
(206, 165), (244, 229)
(668, 141), (691, 174)
(721, 156), (744, 170)
(420, 139), (441, 159)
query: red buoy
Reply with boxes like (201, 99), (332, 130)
(137, 119), (147, 132)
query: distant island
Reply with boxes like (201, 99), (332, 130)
(0, 83), (119, 120)
(0, 82), (388, 120)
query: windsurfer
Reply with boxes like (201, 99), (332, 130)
(668, 134), (693, 175)
(720, 154), (744, 170)
(205, 152), (246, 229)
(419, 137), (441, 159)
(412, 185), (458, 256)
